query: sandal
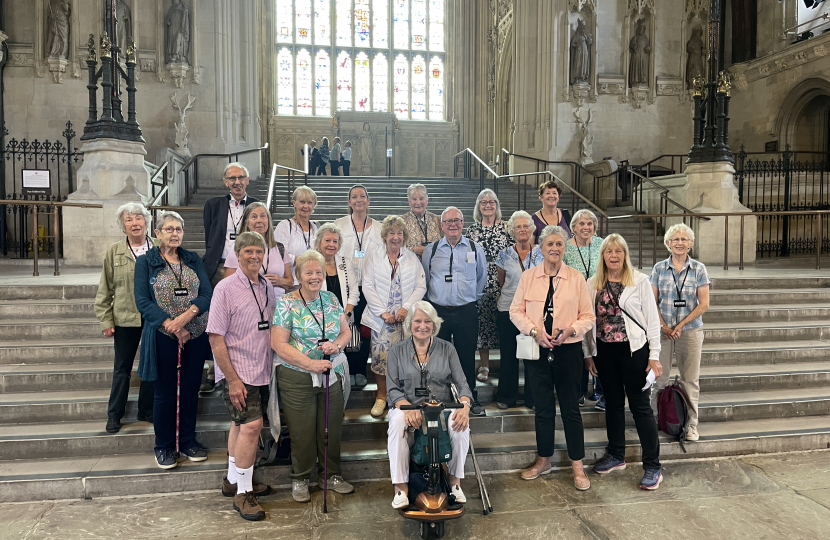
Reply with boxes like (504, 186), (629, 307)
(476, 367), (490, 383)
(573, 470), (591, 491)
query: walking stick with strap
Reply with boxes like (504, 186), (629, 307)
(176, 343), (182, 454)
(323, 351), (331, 514)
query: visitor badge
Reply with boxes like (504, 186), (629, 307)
(444, 274), (453, 282)
(229, 233), (236, 240)
(415, 387), (429, 397)
(466, 252), (475, 263)
(174, 288), (188, 297)
(257, 320), (269, 331)
(354, 250), (365, 258)
(673, 299), (687, 308)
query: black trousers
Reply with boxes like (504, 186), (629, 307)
(342, 160), (351, 176)
(434, 302), (479, 400)
(525, 342), (585, 460)
(595, 340), (661, 470)
(581, 364), (603, 396)
(107, 325), (155, 420)
(317, 163), (328, 175)
(495, 311), (534, 407)
(345, 287), (370, 377)
(331, 159), (341, 175)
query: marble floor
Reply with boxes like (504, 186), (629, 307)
(2, 450), (830, 540)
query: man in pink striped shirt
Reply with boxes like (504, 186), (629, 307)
(207, 232), (276, 521)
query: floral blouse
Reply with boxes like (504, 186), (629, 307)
(273, 290), (345, 371)
(402, 210), (442, 254)
(563, 236), (603, 281)
(153, 263), (208, 339)
(596, 281), (628, 343)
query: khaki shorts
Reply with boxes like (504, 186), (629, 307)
(221, 380), (269, 425)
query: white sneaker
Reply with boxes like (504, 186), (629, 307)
(451, 485), (466, 504)
(292, 479), (311, 503)
(392, 490), (409, 509)
(686, 424), (699, 441)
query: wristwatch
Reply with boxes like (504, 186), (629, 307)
(190, 306), (198, 315)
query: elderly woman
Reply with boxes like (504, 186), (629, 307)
(275, 186), (319, 279)
(584, 234), (664, 490)
(510, 225), (595, 489)
(134, 211), (212, 469)
(271, 250), (355, 503)
(468, 189), (512, 384)
(95, 203), (159, 434)
(650, 223), (710, 442)
(563, 209), (605, 408)
(363, 215), (427, 417)
(314, 223), (363, 387)
(401, 183), (443, 258)
(532, 180), (572, 243)
(494, 211), (543, 410)
(223, 202), (293, 297)
(386, 301), (473, 509)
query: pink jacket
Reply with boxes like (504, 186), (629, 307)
(509, 263), (595, 343)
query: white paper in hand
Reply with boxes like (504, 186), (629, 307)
(642, 369), (656, 391)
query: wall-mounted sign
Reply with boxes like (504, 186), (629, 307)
(22, 170), (51, 197)
(386, 148), (393, 158)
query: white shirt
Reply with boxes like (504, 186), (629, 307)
(222, 195), (247, 260)
(333, 215), (383, 286)
(342, 147), (352, 161)
(274, 218), (319, 284)
(127, 237), (152, 260)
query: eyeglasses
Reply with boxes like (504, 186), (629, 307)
(480, 200), (496, 206)
(224, 175), (248, 181)
(442, 219), (463, 225)
(670, 237), (691, 244)
(161, 227), (183, 234)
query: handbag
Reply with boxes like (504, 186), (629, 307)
(410, 410), (453, 466)
(341, 257), (362, 353)
(516, 334), (540, 360)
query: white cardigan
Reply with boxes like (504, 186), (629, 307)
(583, 271), (662, 361)
(361, 246), (427, 333)
(333, 215), (383, 285)
(321, 254), (361, 309)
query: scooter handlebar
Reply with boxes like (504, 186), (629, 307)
(398, 402), (465, 410)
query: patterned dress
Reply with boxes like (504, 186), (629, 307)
(402, 210), (443, 256)
(467, 221), (512, 349)
(152, 263), (208, 339)
(370, 271), (404, 375)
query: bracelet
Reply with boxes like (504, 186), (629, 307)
(530, 328), (538, 338)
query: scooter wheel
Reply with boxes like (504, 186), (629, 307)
(419, 522), (430, 540)
(435, 521), (445, 538)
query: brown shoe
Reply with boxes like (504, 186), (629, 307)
(222, 476), (272, 498)
(520, 464), (552, 481)
(233, 491), (266, 521)
(574, 471), (591, 491)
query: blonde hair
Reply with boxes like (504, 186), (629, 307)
(234, 231), (267, 254)
(380, 215), (410, 245)
(294, 249), (325, 279)
(593, 234), (636, 289)
(240, 202), (276, 249)
(403, 301), (444, 338)
(292, 185), (318, 205)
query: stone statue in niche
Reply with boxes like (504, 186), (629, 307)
(686, 26), (705, 89)
(46, 0), (71, 59)
(574, 108), (594, 166)
(116, 0), (133, 55)
(628, 18), (651, 87)
(165, 0), (191, 64)
(359, 123), (373, 170)
(171, 92), (196, 157)
(569, 19), (592, 85)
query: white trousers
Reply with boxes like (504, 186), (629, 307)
(387, 407), (470, 485)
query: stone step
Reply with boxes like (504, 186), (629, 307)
(709, 288), (830, 305)
(0, 285), (97, 301)
(701, 340), (830, 366)
(0, 299), (95, 320)
(709, 276), (830, 290)
(0, 318), (103, 341)
(702, 320), (830, 344)
(1, 415), (828, 502)
(704, 303), (830, 323)
(0, 339), (113, 365)
(0, 363), (138, 393)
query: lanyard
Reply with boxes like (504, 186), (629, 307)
(161, 253), (184, 288)
(416, 214), (429, 242)
(262, 248), (270, 276)
(248, 276), (269, 321)
(351, 215), (368, 251)
(228, 198), (245, 233)
(299, 289), (326, 337)
(604, 280), (623, 312)
(412, 337), (432, 385)
(575, 241), (592, 280)
(127, 236), (151, 260)
(543, 270), (562, 320)
(670, 259), (691, 300)
(390, 251), (401, 280)
(514, 245), (529, 271)
(294, 218), (311, 249)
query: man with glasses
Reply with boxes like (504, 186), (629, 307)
(202, 162), (260, 391)
(421, 207), (488, 415)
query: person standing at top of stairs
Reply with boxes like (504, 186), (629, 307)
(330, 137), (342, 176)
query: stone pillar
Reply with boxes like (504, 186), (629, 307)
(681, 161), (756, 265)
(63, 138), (148, 266)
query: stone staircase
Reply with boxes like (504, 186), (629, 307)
(1, 272), (829, 502)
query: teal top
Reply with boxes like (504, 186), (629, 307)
(563, 236), (603, 281)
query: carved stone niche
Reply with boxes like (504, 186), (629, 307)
(624, 1), (656, 108)
(656, 77), (684, 97)
(565, 2), (597, 107)
(597, 75), (626, 95)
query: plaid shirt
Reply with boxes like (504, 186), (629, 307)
(649, 256), (711, 330)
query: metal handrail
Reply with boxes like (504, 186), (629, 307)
(501, 149), (619, 179)
(452, 148), (499, 178)
(180, 143), (270, 206)
(501, 170), (611, 220)
(150, 184), (169, 208)
(180, 143), (269, 171)
(265, 163), (278, 211)
(629, 170), (700, 216)
(149, 161), (168, 185)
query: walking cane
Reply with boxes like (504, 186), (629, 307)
(176, 342), (182, 454)
(451, 384), (493, 515)
(322, 351), (331, 514)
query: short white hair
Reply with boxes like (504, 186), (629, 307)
(473, 189), (502, 222)
(403, 301), (443, 338)
(157, 210), (184, 230)
(224, 162), (250, 178)
(115, 202), (151, 234)
(570, 209), (599, 232)
(538, 225), (568, 247)
(440, 206), (463, 221)
(407, 183), (428, 199)
(506, 210), (535, 238)
(314, 222), (343, 252)
(663, 223), (695, 252)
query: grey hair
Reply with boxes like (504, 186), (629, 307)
(473, 189), (502, 222)
(663, 223), (695, 252)
(538, 225), (568, 247)
(234, 231), (267, 255)
(115, 202), (152, 234)
(570, 209), (599, 232)
(224, 162), (250, 178)
(294, 249), (325, 279)
(314, 222), (343, 252)
(506, 210), (535, 238)
(440, 206), (463, 221)
(157, 210), (184, 230)
(407, 183), (428, 199)
(292, 185), (318, 205)
(403, 300), (444, 338)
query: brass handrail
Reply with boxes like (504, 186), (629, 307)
(180, 143), (269, 171)
(629, 169), (700, 217)
(452, 148), (499, 178)
(500, 170), (611, 219)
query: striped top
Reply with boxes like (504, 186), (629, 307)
(206, 269), (277, 386)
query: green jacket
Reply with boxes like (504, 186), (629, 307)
(94, 237), (160, 330)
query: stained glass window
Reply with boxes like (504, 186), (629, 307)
(277, 48), (294, 114)
(315, 49), (331, 116)
(355, 52), (371, 111)
(393, 54), (409, 118)
(373, 0), (388, 48)
(373, 53), (388, 112)
(394, 0), (410, 49)
(337, 51), (352, 111)
(296, 49), (313, 115)
(411, 55), (426, 120)
(429, 0), (444, 51)
(314, 0), (330, 44)
(355, 0), (370, 46)
(277, 0), (293, 43)
(428, 56), (443, 119)
(296, 0), (311, 44)
(411, 0), (427, 51)
(336, 0), (352, 46)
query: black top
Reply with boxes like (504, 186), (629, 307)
(201, 194), (260, 280)
(326, 273), (343, 305)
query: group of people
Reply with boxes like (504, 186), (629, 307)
(302, 137), (352, 176)
(94, 164), (710, 522)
